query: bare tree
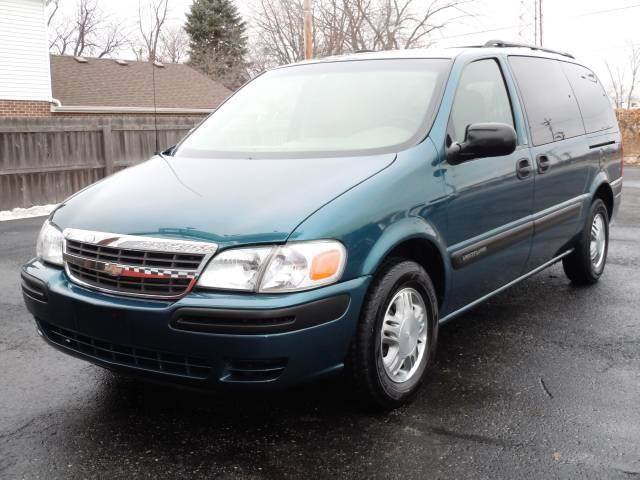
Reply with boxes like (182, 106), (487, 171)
(605, 61), (624, 109)
(315, 0), (352, 55)
(97, 23), (126, 58)
(50, 23), (75, 54)
(250, 0), (471, 70)
(136, 0), (170, 62)
(130, 44), (146, 61)
(73, 0), (101, 56)
(251, 0), (305, 70)
(605, 44), (640, 109)
(46, 0), (60, 27)
(160, 26), (189, 63)
(47, 0), (75, 53)
(48, 0), (125, 58)
(625, 44), (640, 109)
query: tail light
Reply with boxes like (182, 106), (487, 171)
(620, 138), (624, 176)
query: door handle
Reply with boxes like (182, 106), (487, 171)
(516, 158), (532, 180)
(537, 154), (550, 174)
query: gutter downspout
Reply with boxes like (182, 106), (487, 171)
(49, 104), (215, 114)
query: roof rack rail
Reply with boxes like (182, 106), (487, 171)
(483, 40), (575, 59)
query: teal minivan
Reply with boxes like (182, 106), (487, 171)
(22, 41), (623, 408)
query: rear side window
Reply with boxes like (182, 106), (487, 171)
(449, 59), (514, 143)
(561, 62), (617, 133)
(509, 56), (585, 146)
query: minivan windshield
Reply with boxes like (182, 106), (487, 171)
(175, 58), (451, 159)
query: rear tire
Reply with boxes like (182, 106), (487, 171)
(562, 198), (609, 285)
(347, 258), (438, 410)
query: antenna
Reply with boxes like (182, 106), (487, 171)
(151, 58), (159, 154)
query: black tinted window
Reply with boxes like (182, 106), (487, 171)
(509, 56), (585, 146)
(449, 59), (514, 142)
(562, 62), (617, 133)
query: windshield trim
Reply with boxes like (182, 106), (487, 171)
(174, 58), (453, 160)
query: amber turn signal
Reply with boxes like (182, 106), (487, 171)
(310, 249), (342, 280)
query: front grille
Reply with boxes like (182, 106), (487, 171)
(66, 240), (204, 270)
(62, 229), (217, 300)
(40, 321), (211, 379)
(67, 262), (193, 297)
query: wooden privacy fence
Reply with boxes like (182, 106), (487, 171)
(0, 116), (204, 210)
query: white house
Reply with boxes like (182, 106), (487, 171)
(0, 0), (52, 116)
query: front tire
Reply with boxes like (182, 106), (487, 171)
(563, 198), (609, 285)
(347, 258), (438, 410)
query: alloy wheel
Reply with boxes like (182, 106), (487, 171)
(379, 287), (428, 383)
(590, 213), (607, 272)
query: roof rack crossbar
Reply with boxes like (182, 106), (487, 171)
(483, 40), (575, 59)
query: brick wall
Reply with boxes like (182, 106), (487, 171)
(0, 100), (51, 117)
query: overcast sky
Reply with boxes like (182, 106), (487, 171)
(55, 0), (640, 84)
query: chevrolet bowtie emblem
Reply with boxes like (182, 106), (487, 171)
(103, 263), (123, 277)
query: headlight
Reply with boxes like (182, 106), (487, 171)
(197, 240), (347, 293)
(36, 220), (64, 266)
(196, 246), (272, 292)
(259, 241), (346, 292)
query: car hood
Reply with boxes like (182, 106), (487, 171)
(52, 154), (396, 246)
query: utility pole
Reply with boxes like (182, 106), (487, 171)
(303, 0), (313, 60)
(533, 0), (538, 45)
(538, 0), (543, 46)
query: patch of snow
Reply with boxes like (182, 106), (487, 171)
(0, 204), (57, 222)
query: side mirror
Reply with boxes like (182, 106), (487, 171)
(161, 145), (177, 156)
(447, 122), (517, 165)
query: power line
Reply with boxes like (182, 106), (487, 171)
(434, 2), (640, 43)
(435, 24), (522, 40)
(572, 3), (640, 18)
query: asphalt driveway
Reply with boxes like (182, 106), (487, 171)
(1, 168), (639, 479)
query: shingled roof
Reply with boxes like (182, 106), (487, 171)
(50, 55), (232, 113)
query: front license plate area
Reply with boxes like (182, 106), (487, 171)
(72, 301), (132, 346)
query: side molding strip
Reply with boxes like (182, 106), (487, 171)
(451, 222), (533, 270)
(533, 202), (582, 233)
(450, 200), (583, 270)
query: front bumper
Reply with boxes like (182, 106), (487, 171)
(22, 259), (370, 388)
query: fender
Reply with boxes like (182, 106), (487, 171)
(360, 215), (452, 293)
(589, 170), (613, 197)
(588, 169), (617, 219)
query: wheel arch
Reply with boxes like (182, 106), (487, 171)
(590, 176), (614, 220)
(361, 217), (450, 309)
